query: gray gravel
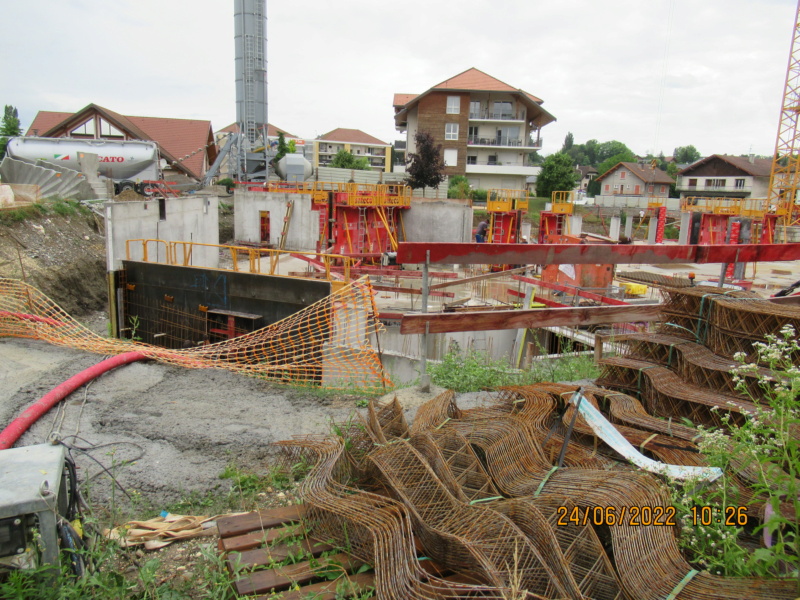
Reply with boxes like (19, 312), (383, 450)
(0, 337), (476, 508)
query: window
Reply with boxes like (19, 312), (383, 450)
(488, 155), (497, 165)
(469, 101), (481, 118)
(620, 171), (626, 180)
(444, 148), (458, 167)
(634, 184), (640, 194)
(688, 178), (697, 188)
(467, 155), (477, 165)
(468, 126), (478, 143)
(660, 185), (667, 194)
(445, 123), (459, 140)
(492, 101), (513, 119)
(447, 96), (460, 114)
(648, 185), (654, 193)
(604, 184), (610, 192)
(705, 178), (725, 188)
(735, 178), (745, 189)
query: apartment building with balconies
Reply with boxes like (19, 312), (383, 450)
(676, 154), (772, 199)
(314, 128), (391, 172)
(393, 68), (556, 191)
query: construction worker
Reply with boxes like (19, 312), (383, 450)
(475, 220), (488, 243)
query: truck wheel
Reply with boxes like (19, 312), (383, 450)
(118, 181), (135, 194)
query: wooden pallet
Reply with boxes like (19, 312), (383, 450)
(217, 504), (487, 599)
(217, 505), (374, 599)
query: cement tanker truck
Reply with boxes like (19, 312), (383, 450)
(6, 137), (161, 194)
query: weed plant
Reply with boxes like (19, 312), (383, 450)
(671, 326), (800, 587)
(429, 346), (598, 393)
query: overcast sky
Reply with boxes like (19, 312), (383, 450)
(2, 0), (796, 158)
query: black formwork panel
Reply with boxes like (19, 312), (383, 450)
(119, 261), (332, 348)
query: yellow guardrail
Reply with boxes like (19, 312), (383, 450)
(487, 189), (529, 212)
(681, 196), (773, 218)
(125, 240), (354, 283)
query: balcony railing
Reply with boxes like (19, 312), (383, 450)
(678, 184), (752, 193)
(467, 135), (540, 148)
(469, 110), (524, 120)
(467, 159), (532, 167)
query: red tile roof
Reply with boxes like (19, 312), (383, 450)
(678, 154), (772, 178)
(27, 112), (73, 136)
(393, 93), (418, 108)
(319, 128), (388, 146)
(394, 67), (554, 127)
(26, 104), (216, 180)
(595, 162), (674, 184)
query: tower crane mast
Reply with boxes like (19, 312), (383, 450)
(769, 0), (800, 227)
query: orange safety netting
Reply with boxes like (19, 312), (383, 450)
(0, 277), (391, 391)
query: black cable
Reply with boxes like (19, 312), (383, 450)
(58, 442), (136, 500)
(57, 520), (86, 578)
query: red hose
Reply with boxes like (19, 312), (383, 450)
(0, 351), (147, 450)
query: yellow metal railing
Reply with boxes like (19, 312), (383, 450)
(550, 190), (574, 215)
(339, 183), (412, 207)
(680, 196), (773, 218)
(487, 188), (529, 212)
(125, 240), (354, 283)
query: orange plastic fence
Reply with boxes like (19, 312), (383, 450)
(0, 277), (391, 391)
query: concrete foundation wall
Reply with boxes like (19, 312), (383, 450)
(234, 191), (318, 250)
(594, 195), (680, 211)
(106, 196), (219, 271)
(403, 199), (473, 243)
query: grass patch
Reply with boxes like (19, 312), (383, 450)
(429, 347), (598, 393)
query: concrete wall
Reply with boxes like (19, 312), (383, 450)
(403, 198), (473, 243)
(106, 195), (219, 271)
(594, 195), (680, 211)
(234, 190), (319, 250)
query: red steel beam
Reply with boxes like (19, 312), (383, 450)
(395, 242), (800, 266)
(371, 284), (454, 298)
(512, 275), (628, 306)
(400, 303), (663, 334)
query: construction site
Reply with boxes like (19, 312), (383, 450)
(4, 1), (800, 599)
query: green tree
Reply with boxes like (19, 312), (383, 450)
(596, 140), (633, 164)
(406, 131), (445, 194)
(666, 162), (680, 197)
(448, 174), (471, 199)
(273, 132), (290, 164)
(536, 153), (578, 199)
(527, 150), (544, 165)
(586, 178), (601, 197)
(329, 149), (370, 170)
(0, 105), (22, 160)
(561, 132), (574, 153)
(673, 145), (701, 164)
(597, 149), (637, 176)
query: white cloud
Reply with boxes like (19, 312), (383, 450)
(1, 0), (796, 160)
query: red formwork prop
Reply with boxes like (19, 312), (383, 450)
(655, 206), (667, 243)
(698, 214), (730, 245)
(395, 242), (800, 266)
(725, 220), (742, 280)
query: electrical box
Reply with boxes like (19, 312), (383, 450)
(0, 444), (68, 572)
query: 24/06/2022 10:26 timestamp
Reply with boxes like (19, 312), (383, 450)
(556, 505), (748, 527)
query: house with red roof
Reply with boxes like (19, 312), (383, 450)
(675, 154), (772, 200)
(595, 162), (674, 199)
(27, 104), (217, 182)
(393, 68), (556, 191)
(315, 128), (391, 172)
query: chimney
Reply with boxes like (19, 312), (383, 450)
(749, 153), (755, 164)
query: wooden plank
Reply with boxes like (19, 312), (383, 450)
(217, 505), (306, 538)
(252, 573), (375, 600)
(221, 523), (304, 553)
(228, 538), (334, 571)
(396, 242), (800, 266)
(428, 266), (529, 290)
(400, 304), (663, 334)
(235, 552), (364, 596)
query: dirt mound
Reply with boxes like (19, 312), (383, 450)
(0, 208), (107, 315)
(114, 189), (145, 202)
